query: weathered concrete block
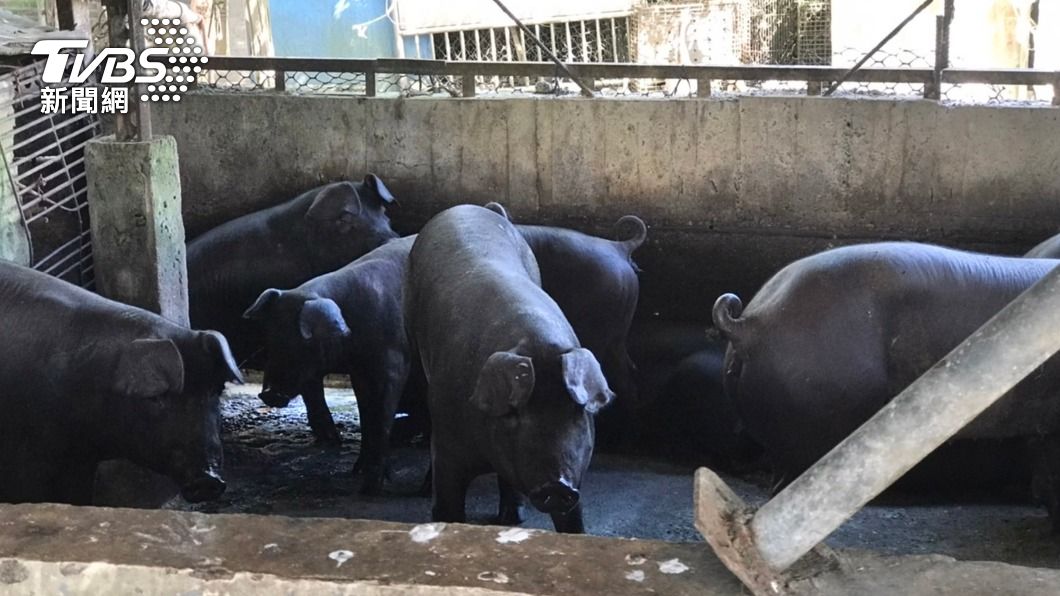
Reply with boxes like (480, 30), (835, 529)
(86, 134), (189, 326)
(0, 503), (740, 596)
(0, 164), (30, 266)
(0, 80), (31, 266)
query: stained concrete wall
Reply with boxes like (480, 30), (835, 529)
(0, 77), (31, 266)
(153, 94), (1060, 320)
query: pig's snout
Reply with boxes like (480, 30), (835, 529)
(180, 470), (226, 503)
(259, 386), (296, 408)
(528, 479), (579, 514)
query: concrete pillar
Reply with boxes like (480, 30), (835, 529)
(85, 134), (188, 326)
(85, 135), (188, 509)
(0, 76), (31, 266)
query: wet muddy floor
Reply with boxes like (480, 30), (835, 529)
(172, 383), (1060, 570)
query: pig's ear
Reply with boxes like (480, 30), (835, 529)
(561, 348), (614, 414)
(363, 173), (396, 204)
(200, 330), (244, 384)
(470, 351), (535, 416)
(484, 202), (510, 221)
(299, 298), (351, 341)
(306, 181), (362, 223)
(113, 339), (185, 398)
(243, 288), (282, 320)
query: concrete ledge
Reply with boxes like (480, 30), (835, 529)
(0, 503), (740, 595)
(4, 503), (1060, 595)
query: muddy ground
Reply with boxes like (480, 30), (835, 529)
(171, 383), (1060, 570)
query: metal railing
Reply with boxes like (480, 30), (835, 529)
(0, 60), (99, 288)
(195, 56), (1060, 105)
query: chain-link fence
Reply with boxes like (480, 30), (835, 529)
(193, 57), (1057, 109)
(190, 0), (1056, 105)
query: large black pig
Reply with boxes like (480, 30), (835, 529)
(509, 210), (645, 405)
(187, 176), (399, 364)
(489, 205), (645, 449)
(0, 261), (242, 505)
(243, 235), (418, 491)
(712, 242), (1060, 525)
(246, 206), (643, 454)
(406, 205), (614, 533)
(1026, 232), (1060, 259)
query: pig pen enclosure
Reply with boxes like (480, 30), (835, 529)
(153, 57), (1060, 575)
(5, 10), (1060, 593)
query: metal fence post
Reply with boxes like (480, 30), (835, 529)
(927, 0), (955, 100)
(365, 65), (377, 97)
(697, 77), (711, 97)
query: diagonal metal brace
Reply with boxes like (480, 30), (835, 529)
(824, 0), (934, 96)
(698, 262), (1060, 594)
(488, 0), (595, 98)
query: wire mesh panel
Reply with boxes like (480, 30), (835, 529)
(0, 60), (99, 288)
(741, 0), (830, 65)
(432, 19), (632, 64)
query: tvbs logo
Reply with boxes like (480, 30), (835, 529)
(30, 18), (204, 114)
(32, 39), (168, 86)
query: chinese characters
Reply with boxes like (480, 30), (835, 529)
(40, 86), (129, 115)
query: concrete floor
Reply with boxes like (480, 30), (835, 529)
(170, 383), (1060, 571)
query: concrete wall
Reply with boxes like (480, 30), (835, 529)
(154, 93), (1060, 320)
(0, 76), (31, 266)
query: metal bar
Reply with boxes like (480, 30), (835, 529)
(474, 29), (482, 61)
(580, 20), (589, 63)
(275, 69), (286, 91)
(611, 18), (618, 62)
(489, 28), (498, 86)
(750, 263), (1060, 571)
(39, 155), (87, 186)
(459, 29), (467, 60)
(105, 0), (130, 140)
(9, 112), (94, 153)
(21, 172), (88, 214)
(927, 0), (955, 100)
(943, 68), (1059, 86)
(34, 235), (87, 271)
(697, 77), (711, 97)
(25, 187), (87, 224)
(17, 152), (86, 186)
(33, 228), (93, 261)
(1028, 0), (1040, 69)
(595, 19), (602, 63)
(823, 0), (935, 96)
(565, 20), (573, 62)
(488, 0), (595, 97)
(56, 0), (75, 29)
(504, 27), (513, 87)
(462, 74), (476, 97)
(198, 57), (1059, 88)
(444, 31), (451, 60)
(11, 127), (95, 173)
(365, 65), (376, 97)
(128, 0), (152, 141)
